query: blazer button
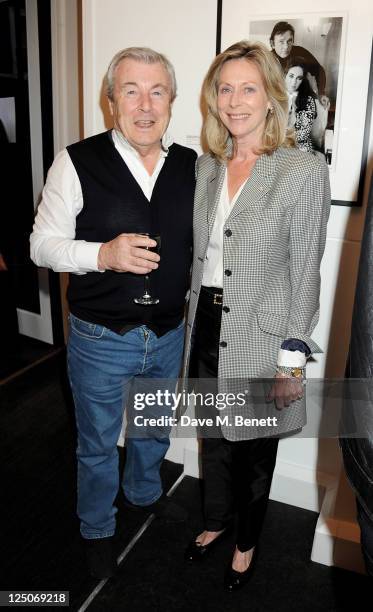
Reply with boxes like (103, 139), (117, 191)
(223, 306), (230, 313)
(220, 341), (227, 348)
(225, 229), (232, 237)
(224, 269), (232, 276)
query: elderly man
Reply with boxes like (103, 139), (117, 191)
(30, 47), (196, 578)
(270, 21), (326, 96)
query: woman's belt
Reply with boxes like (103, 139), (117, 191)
(200, 286), (223, 306)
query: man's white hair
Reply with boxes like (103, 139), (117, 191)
(106, 46), (177, 102)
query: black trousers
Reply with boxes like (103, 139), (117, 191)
(191, 286), (279, 552)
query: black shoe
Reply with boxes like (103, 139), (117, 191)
(224, 547), (257, 592)
(84, 536), (117, 579)
(123, 494), (188, 522)
(185, 527), (231, 562)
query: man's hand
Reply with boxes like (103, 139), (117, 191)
(266, 373), (304, 410)
(319, 95), (330, 111)
(97, 233), (160, 273)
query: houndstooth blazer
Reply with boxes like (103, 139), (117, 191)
(183, 146), (331, 440)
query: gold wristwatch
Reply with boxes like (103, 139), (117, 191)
(276, 365), (305, 379)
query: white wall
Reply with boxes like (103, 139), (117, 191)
(79, 0), (373, 570)
(82, 0), (217, 152)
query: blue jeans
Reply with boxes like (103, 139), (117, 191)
(67, 314), (184, 539)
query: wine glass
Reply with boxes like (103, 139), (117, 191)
(133, 233), (161, 305)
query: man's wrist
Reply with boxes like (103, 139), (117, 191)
(74, 241), (104, 273)
(97, 244), (107, 271)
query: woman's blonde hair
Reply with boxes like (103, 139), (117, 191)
(202, 40), (295, 160)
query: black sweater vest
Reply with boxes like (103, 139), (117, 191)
(66, 131), (196, 335)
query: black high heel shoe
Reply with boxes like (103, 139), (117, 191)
(224, 546), (257, 592)
(184, 526), (231, 562)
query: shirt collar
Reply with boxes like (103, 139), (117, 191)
(113, 128), (173, 159)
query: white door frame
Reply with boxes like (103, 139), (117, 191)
(18, 0), (53, 343)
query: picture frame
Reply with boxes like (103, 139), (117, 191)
(218, 1), (373, 206)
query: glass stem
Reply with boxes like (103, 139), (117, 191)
(144, 275), (150, 297)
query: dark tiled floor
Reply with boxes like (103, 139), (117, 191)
(0, 354), (182, 609)
(0, 333), (58, 382)
(89, 477), (369, 612)
(0, 354), (370, 611)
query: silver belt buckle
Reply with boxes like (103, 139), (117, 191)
(213, 293), (223, 305)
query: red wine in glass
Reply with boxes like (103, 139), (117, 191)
(134, 233), (161, 305)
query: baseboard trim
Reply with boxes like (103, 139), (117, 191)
(311, 485), (365, 573)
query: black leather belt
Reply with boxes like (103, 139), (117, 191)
(201, 286), (223, 306)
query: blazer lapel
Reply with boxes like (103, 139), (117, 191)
(229, 151), (277, 219)
(206, 160), (226, 234)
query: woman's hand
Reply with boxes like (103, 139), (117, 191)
(266, 372), (304, 410)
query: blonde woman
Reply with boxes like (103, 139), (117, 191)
(183, 41), (330, 591)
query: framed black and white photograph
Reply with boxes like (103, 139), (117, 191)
(221, 1), (373, 206)
(248, 16), (344, 165)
